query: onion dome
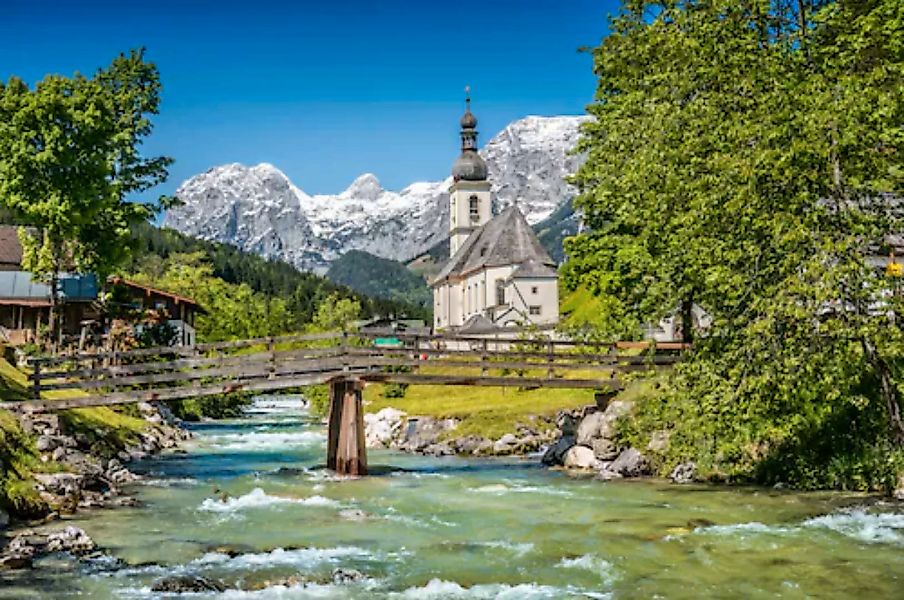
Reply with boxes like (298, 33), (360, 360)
(452, 88), (488, 182)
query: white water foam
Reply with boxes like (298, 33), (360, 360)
(193, 545), (372, 570)
(803, 508), (904, 546)
(205, 430), (325, 452)
(477, 541), (534, 557)
(556, 554), (617, 584)
(198, 488), (339, 513)
(394, 578), (606, 599)
(140, 477), (200, 488)
(470, 483), (572, 497)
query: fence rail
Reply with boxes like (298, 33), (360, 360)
(7, 332), (688, 413)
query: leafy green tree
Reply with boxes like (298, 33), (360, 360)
(312, 292), (362, 332)
(0, 49), (171, 340)
(567, 0), (904, 489)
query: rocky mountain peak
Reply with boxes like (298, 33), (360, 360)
(165, 115), (589, 273)
(340, 173), (383, 201)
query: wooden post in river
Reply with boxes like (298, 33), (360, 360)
(326, 378), (368, 476)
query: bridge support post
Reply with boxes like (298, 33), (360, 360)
(326, 378), (367, 476)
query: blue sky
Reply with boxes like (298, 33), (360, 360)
(2, 0), (617, 199)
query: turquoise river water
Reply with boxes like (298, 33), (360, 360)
(2, 395), (903, 599)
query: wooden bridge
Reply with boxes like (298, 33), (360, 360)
(6, 332), (685, 476)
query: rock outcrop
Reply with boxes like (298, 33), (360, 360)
(363, 409), (556, 457)
(0, 526), (96, 570)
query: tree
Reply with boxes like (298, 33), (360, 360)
(0, 49), (171, 342)
(312, 293), (362, 332)
(566, 0), (904, 489)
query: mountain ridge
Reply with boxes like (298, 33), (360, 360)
(164, 114), (590, 273)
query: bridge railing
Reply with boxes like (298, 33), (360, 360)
(13, 331), (688, 412)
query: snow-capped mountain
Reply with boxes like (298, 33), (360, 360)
(164, 115), (589, 273)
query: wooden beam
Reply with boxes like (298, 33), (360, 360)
(360, 373), (621, 390)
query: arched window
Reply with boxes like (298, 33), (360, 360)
(495, 279), (505, 306)
(469, 195), (479, 221)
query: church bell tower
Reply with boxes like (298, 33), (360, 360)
(449, 88), (492, 257)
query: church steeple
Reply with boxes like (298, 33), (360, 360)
(449, 87), (492, 257)
(452, 87), (487, 182)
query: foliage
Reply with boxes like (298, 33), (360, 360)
(567, 0), (904, 491)
(127, 221), (430, 327)
(0, 49), (172, 338)
(312, 292), (362, 332)
(168, 392), (253, 421)
(128, 251), (292, 342)
(326, 249), (432, 309)
(303, 384), (330, 418)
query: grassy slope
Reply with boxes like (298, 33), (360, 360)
(364, 364), (616, 440)
(0, 354), (149, 517)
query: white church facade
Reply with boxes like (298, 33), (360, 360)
(432, 97), (559, 333)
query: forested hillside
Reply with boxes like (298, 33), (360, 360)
(326, 250), (432, 308)
(127, 222), (430, 332)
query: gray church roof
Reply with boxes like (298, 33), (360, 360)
(432, 205), (556, 285)
(508, 258), (558, 280)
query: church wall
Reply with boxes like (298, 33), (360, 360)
(506, 277), (559, 326)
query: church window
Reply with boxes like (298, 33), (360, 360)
(531, 286), (539, 294)
(529, 305), (541, 316)
(469, 195), (479, 221)
(495, 279), (505, 306)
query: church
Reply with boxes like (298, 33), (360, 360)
(432, 97), (560, 333)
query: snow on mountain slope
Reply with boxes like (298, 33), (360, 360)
(164, 115), (590, 273)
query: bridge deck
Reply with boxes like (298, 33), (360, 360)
(6, 331), (684, 413)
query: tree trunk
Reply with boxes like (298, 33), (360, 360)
(680, 295), (695, 345)
(862, 337), (904, 445)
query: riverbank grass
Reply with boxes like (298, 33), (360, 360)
(364, 365), (655, 440)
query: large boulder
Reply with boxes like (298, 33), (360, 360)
(591, 437), (619, 461)
(33, 473), (84, 498)
(894, 473), (904, 501)
(563, 445), (600, 470)
(608, 447), (649, 477)
(364, 408), (407, 448)
(647, 430), (671, 454)
(575, 400), (634, 446)
(669, 461), (696, 484)
(541, 436), (576, 466)
(398, 417), (458, 453)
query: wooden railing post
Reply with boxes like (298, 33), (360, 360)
(481, 339), (489, 376)
(32, 360), (41, 400)
(267, 336), (276, 380)
(546, 339), (555, 379)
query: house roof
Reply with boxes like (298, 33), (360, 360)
(432, 206), (555, 286)
(0, 226), (25, 267)
(108, 277), (204, 309)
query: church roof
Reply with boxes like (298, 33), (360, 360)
(432, 205), (556, 285)
(458, 314), (498, 334)
(508, 259), (558, 280)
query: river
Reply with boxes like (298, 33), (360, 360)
(3, 395), (903, 598)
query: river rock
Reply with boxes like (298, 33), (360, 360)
(0, 555), (32, 570)
(670, 461), (697, 484)
(332, 567), (366, 584)
(33, 473), (84, 497)
(398, 417), (458, 453)
(453, 435), (487, 455)
(591, 437), (619, 461)
(575, 400), (634, 446)
(151, 575), (227, 593)
(45, 526), (96, 554)
(339, 508), (369, 521)
(608, 447), (649, 477)
(563, 445), (600, 470)
(541, 436), (575, 466)
(364, 408), (407, 448)
(423, 442), (454, 456)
